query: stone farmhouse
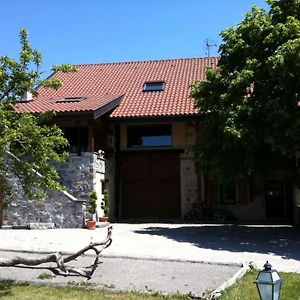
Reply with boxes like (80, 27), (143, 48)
(2, 57), (299, 227)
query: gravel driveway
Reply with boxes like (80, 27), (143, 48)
(1, 223), (298, 272)
(0, 222), (299, 296)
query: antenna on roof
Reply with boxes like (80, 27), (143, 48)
(205, 39), (217, 57)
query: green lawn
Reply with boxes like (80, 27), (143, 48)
(0, 280), (194, 300)
(220, 269), (300, 300)
(1, 270), (299, 300)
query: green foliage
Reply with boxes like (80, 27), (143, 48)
(102, 189), (110, 217)
(37, 272), (55, 280)
(191, 0), (300, 183)
(0, 279), (203, 299)
(0, 29), (73, 200)
(51, 64), (78, 73)
(220, 269), (300, 300)
(87, 191), (97, 215)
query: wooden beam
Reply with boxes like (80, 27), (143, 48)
(197, 174), (204, 217)
(88, 121), (95, 152)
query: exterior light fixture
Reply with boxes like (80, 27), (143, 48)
(255, 261), (283, 300)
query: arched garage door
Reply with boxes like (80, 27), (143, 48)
(120, 151), (181, 219)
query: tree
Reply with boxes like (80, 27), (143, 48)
(190, 0), (300, 184)
(0, 30), (112, 277)
(0, 29), (77, 207)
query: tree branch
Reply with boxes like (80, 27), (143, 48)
(0, 226), (112, 279)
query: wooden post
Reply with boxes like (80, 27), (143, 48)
(197, 174), (204, 217)
(237, 178), (249, 205)
(206, 176), (220, 207)
(88, 121), (95, 152)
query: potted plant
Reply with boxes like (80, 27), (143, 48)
(86, 191), (97, 230)
(99, 189), (109, 222)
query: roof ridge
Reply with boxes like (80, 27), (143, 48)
(75, 56), (219, 67)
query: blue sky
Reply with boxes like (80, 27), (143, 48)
(1, 0), (269, 73)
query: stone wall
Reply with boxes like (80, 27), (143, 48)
(3, 152), (103, 228)
(180, 152), (198, 218)
(180, 123), (199, 219)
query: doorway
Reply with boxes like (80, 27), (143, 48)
(265, 180), (285, 219)
(120, 151), (181, 219)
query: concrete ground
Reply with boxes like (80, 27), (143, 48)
(0, 251), (239, 296)
(0, 223), (299, 296)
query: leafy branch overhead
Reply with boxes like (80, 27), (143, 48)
(0, 29), (77, 200)
(190, 0), (300, 183)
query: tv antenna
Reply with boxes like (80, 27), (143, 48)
(205, 39), (217, 57)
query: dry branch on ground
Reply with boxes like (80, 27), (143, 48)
(0, 226), (112, 279)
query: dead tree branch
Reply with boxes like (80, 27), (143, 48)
(0, 226), (112, 279)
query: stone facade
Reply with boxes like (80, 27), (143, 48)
(180, 153), (199, 219)
(4, 152), (105, 228)
(180, 123), (199, 219)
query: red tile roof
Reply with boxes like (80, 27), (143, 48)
(15, 94), (123, 117)
(16, 57), (218, 119)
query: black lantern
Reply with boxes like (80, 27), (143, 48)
(255, 261), (283, 300)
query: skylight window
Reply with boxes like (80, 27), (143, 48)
(143, 81), (165, 92)
(57, 96), (86, 103)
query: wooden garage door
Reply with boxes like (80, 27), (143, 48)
(120, 152), (181, 219)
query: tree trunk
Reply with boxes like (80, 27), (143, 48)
(0, 226), (112, 279)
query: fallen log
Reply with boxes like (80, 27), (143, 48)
(0, 226), (112, 279)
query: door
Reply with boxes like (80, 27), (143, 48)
(265, 180), (285, 219)
(120, 151), (181, 219)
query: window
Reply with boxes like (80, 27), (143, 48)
(127, 125), (172, 148)
(220, 182), (236, 205)
(143, 81), (165, 92)
(57, 96), (86, 103)
(62, 127), (88, 155)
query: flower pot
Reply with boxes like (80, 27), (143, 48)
(99, 216), (109, 222)
(86, 220), (96, 230)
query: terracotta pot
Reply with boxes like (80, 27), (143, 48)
(86, 220), (96, 230)
(99, 216), (109, 222)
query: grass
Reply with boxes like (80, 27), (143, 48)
(0, 280), (199, 300)
(37, 272), (55, 280)
(0, 270), (299, 300)
(220, 269), (300, 300)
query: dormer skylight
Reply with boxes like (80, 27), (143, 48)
(57, 96), (87, 103)
(143, 81), (165, 92)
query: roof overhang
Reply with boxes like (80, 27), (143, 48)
(15, 94), (124, 120)
(108, 113), (203, 124)
(93, 95), (123, 119)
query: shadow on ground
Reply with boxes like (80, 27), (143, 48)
(134, 225), (300, 261)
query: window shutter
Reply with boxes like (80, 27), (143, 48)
(237, 178), (248, 205)
(249, 181), (255, 202)
(206, 178), (219, 207)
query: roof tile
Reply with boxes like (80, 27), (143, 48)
(16, 57), (219, 119)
